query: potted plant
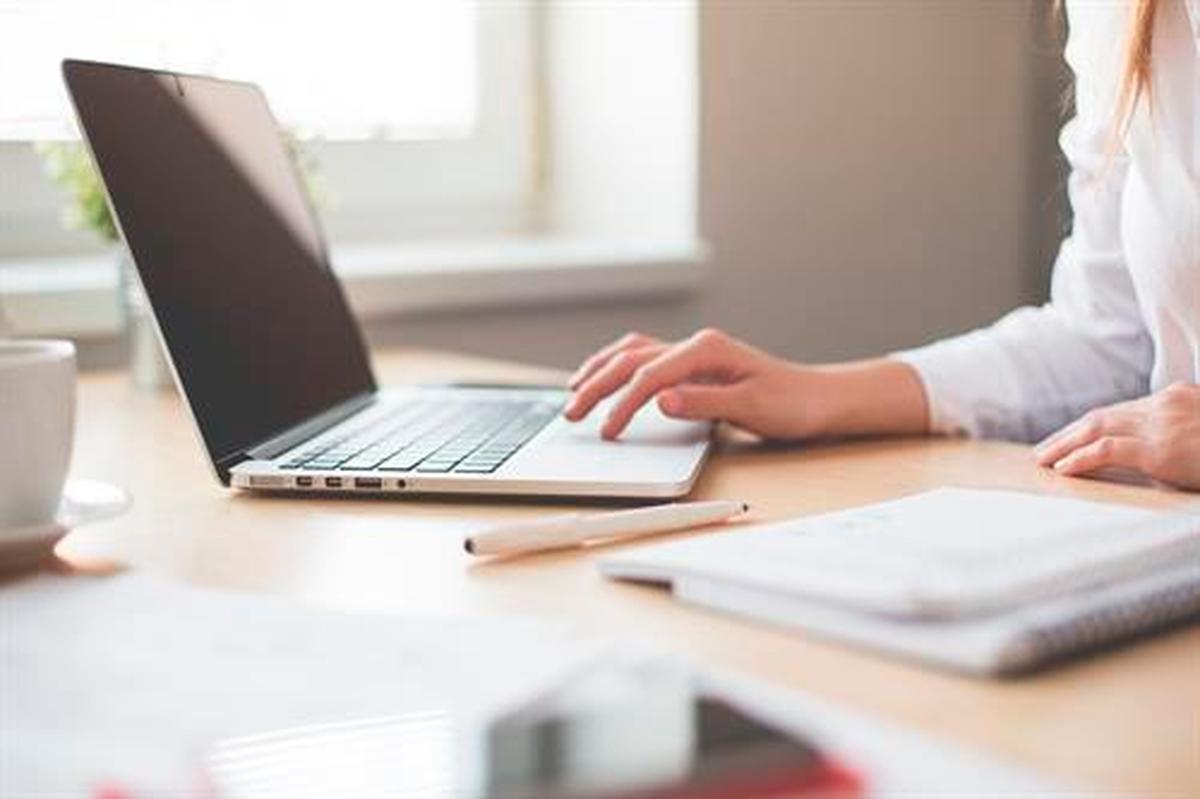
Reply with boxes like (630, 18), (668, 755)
(36, 135), (326, 390)
(36, 140), (172, 390)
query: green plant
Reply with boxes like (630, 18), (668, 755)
(35, 132), (328, 245)
(35, 141), (119, 243)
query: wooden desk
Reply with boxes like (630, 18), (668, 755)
(61, 349), (1200, 796)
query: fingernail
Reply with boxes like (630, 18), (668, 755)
(660, 391), (681, 415)
(1052, 458), (1071, 473)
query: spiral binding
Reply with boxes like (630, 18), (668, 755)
(1010, 567), (1200, 672)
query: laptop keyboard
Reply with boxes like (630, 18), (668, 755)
(278, 398), (561, 475)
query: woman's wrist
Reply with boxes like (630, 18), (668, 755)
(800, 358), (931, 438)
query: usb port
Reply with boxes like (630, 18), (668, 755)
(354, 477), (382, 490)
(324, 477), (343, 489)
(295, 476), (313, 488)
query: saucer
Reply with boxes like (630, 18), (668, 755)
(0, 479), (131, 570)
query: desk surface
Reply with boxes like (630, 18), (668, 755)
(61, 349), (1200, 796)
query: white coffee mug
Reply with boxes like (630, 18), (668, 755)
(0, 339), (76, 536)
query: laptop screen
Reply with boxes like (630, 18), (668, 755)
(63, 61), (376, 471)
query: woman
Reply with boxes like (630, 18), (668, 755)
(564, 0), (1200, 490)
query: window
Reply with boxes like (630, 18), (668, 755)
(0, 0), (477, 140)
(0, 0), (536, 256)
(0, 1), (702, 337)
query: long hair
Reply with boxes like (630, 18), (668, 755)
(1054, 0), (1159, 136)
(1114, 0), (1159, 132)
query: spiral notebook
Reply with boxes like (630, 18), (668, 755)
(599, 488), (1200, 676)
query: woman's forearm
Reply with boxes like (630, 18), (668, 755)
(803, 358), (931, 438)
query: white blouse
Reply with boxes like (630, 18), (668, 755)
(896, 0), (1199, 442)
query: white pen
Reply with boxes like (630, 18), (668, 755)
(464, 500), (750, 557)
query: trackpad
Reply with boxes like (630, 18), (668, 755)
(506, 399), (711, 483)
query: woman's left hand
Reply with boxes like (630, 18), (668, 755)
(1034, 383), (1200, 490)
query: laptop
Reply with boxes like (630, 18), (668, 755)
(62, 60), (711, 499)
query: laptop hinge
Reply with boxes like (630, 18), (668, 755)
(214, 452), (251, 487)
(242, 392), (377, 464)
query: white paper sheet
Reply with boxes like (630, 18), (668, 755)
(1, 571), (1071, 796)
(0, 572), (608, 796)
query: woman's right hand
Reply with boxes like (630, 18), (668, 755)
(563, 328), (932, 442)
(563, 328), (822, 441)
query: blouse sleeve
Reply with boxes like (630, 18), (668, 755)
(891, 0), (1153, 443)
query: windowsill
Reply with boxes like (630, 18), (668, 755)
(0, 237), (708, 338)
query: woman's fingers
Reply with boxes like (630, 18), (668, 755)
(564, 344), (665, 421)
(567, 327), (758, 439)
(1052, 436), (1149, 476)
(567, 332), (661, 390)
(602, 330), (734, 439)
(1034, 409), (1140, 467)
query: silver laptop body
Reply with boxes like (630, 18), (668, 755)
(232, 386), (710, 498)
(64, 60), (711, 499)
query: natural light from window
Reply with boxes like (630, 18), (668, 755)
(0, 0), (477, 141)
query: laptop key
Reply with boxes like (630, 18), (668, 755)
(457, 461), (502, 472)
(339, 456), (388, 470)
(458, 453), (506, 465)
(379, 452), (426, 471)
(423, 451), (467, 464)
(455, 463), (500, 473)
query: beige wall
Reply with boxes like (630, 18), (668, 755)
(366, 1), (1064, 371)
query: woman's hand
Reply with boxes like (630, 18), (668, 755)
(563, 328), (930, 441)
(564, 329), (814, 440)
(1034, 383), (1200, 490)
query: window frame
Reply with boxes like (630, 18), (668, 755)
(0, 1), (539, 259)
(0, 0), (707, 340)
(303, 1), (541, 246)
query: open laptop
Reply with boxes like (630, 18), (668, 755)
(63, 60), (711, 499)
